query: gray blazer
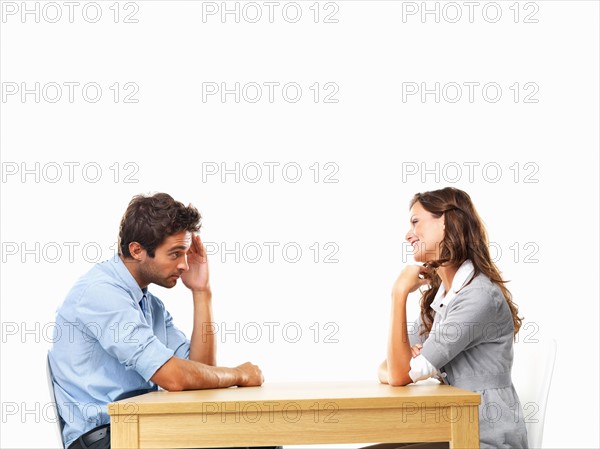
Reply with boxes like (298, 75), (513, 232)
(409, 272), (529, 449)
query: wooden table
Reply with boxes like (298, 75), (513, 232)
(108, 381), (480, 449)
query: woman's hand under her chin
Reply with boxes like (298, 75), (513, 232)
(392, 264), (430, 299)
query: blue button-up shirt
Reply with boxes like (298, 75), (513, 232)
(48, 256), (191, 448)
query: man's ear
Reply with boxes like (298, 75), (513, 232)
(128, 242), (146, 261)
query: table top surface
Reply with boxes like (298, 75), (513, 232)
(109, 381), (481, 415)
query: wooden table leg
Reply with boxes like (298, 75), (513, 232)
(111, 414), (139, 449)
(449, 405), (479, 449)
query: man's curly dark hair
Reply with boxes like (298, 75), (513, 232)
(118, 193), (201, 258)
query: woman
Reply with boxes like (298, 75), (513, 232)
(377, 187), (528, 449)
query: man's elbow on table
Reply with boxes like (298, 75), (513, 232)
(151, 357), (187, 391)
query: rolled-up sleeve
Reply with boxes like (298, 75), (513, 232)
(75, 283), (174, 381)
(164, 307), (191, 359)
(409, 355), (438, 382)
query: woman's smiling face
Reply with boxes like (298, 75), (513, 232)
(405, 201), (445, 263)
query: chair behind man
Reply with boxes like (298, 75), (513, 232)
(46, 352), (66, 449)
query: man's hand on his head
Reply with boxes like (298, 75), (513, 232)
(181, 234), (211, 293)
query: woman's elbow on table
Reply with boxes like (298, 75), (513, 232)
(379, 360), (412, 386)
(387, 373), (412, 386)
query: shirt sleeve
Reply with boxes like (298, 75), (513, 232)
(420, 283), (506, 370)
(163, 307), (191, 359)
(74, 282), (175, 381)
(409, 355), (438, 382)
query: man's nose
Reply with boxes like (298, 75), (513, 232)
(178, 255), (190, 271)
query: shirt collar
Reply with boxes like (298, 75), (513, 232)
(430, 259), (475, 313)
(106, 254), (147, 302)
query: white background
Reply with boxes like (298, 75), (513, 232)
(1, 1), (598, 448)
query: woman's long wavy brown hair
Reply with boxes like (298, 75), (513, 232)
(411, 187), (522, 337)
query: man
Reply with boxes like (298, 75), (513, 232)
(49, 193), (273, 449)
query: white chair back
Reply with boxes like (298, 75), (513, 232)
(46, 353), (66, 449)
(512, 339), (557, 449)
